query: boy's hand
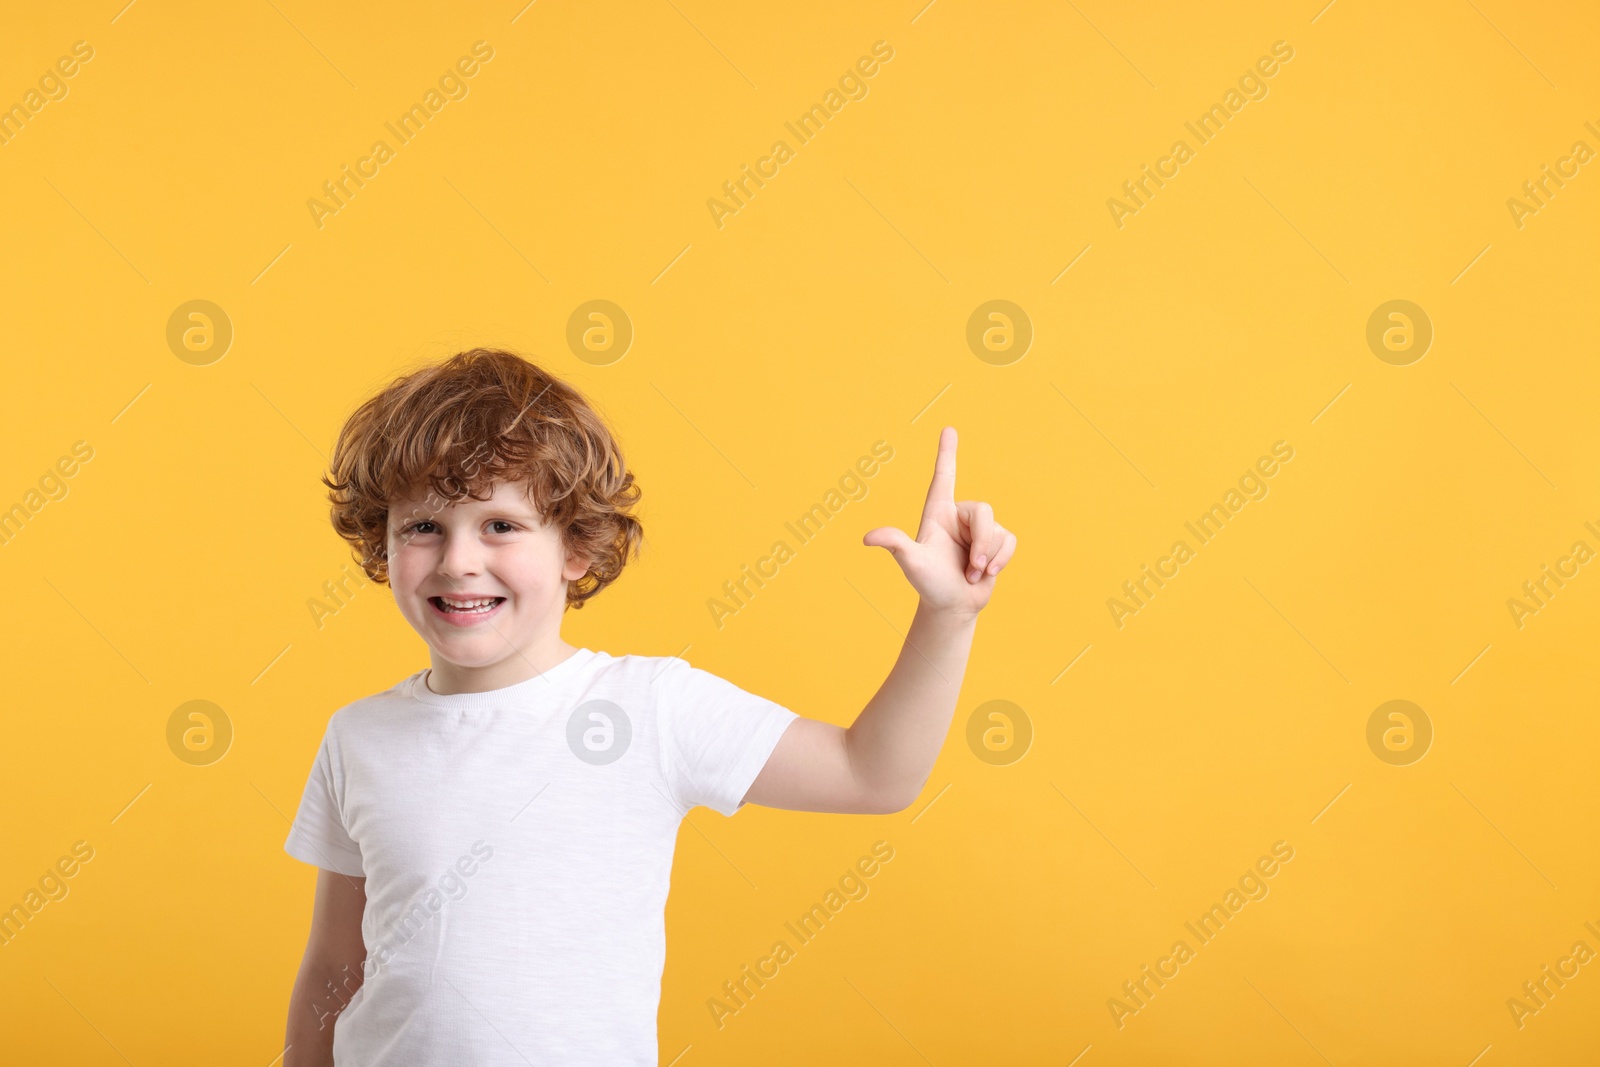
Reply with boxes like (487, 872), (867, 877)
(863, 426), (1016, 617)
(749, 426), (1005, 815)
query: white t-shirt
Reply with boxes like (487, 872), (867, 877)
(283, 648), (798, 1066)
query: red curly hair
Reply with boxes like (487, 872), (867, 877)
(322, 348), (643, 610)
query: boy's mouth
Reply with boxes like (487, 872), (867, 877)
(428, 596), (507, 625)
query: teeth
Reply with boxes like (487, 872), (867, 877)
(437, 597), (500, 612)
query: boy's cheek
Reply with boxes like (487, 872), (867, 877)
(385, 550), (428, 591)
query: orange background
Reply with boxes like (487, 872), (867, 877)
(1, 1), (1597, 1063)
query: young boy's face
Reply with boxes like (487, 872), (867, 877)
(384, 477), (588, 676)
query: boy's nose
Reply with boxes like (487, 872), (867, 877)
(437, 536), (485, 578)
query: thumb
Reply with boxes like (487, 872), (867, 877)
(863, 526), (917, 558)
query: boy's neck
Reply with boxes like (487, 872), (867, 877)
(425, 639), (583, 695)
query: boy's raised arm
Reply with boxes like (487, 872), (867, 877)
(742, 427), (1016, 815)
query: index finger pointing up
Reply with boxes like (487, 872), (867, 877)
(922, 426), (958, 514)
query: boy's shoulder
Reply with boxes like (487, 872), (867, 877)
(591, 650), (696, 684)
(320, 673), (419, 732)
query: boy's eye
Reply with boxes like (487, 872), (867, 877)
(401, 519), (519, 536)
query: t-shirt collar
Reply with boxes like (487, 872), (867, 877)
(408, 648), (597, 711)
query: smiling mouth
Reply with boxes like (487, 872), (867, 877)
(428, 596), (506, 619)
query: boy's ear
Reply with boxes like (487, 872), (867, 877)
(561, 548), (590, 582)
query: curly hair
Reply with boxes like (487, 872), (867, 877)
(322, 347), (643, 610)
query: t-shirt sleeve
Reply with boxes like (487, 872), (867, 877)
(284, 716), (366, 876)
(655, 659), (799, 817)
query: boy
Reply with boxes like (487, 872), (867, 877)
(283, 348), (1015, 1065)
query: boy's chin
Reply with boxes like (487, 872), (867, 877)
(428, 644), (523, 672)
(425, 646), (524, 681)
